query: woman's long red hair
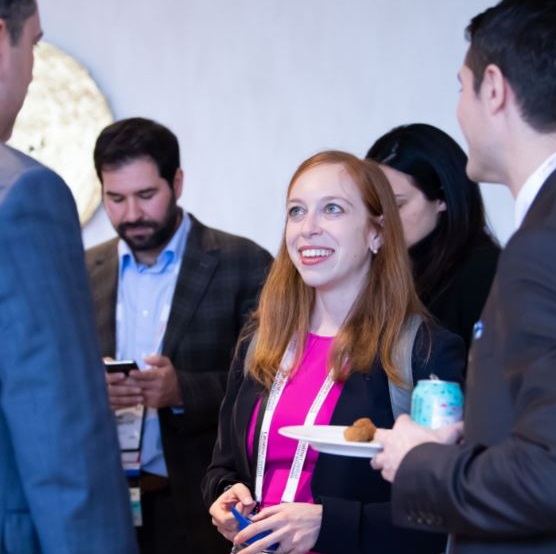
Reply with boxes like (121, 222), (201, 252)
(244, 151), (426, 389)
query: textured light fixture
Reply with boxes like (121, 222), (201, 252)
(8, 42), (113, 225)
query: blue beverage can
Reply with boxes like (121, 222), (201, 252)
(410, 376), (463, 429)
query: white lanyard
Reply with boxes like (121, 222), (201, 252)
(116, 300), (172, 428)
(254, 337), (335, 504)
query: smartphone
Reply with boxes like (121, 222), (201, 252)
(104, 360), (138, 376)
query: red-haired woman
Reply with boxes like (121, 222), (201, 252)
(202, 151), (465, 554)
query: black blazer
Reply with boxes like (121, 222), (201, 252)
(393, 170), (556, 553)
(86, 214), (272, 554)
(202, 322), (465, 554)
(426, 241), (499, 353)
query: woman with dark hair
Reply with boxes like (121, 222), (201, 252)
(202, 151), (465, 553)
(366, 123), (500, 352)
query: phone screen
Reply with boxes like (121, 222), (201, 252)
(104, 360), (138, 376)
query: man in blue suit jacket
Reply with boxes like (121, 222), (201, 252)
(0, 1), (138, 552)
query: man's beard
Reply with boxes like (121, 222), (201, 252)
(117, 204), (181, 253)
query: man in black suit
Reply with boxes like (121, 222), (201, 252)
(372, 1), (556, 553)
(86, 117), (272, 554)
(0, 2), (138, 553)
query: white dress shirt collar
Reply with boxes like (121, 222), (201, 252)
(515, 152), (556, 229)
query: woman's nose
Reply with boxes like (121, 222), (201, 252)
(300, 211), (322, 237)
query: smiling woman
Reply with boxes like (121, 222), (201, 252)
(8, 42), (113, 224)
(285, 162), (381, 304)
(202, 151), (466, 554)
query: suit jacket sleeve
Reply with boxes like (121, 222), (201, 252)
(0, 168), (137, 553)
(392, 228), (556, 539)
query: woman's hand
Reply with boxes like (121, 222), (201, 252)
(209, 483), (257, 542)
(234, 502), (323, 554)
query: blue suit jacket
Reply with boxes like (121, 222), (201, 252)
(0, 143), (138, 554)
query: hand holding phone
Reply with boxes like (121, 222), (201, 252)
(104, 360), (138, 377)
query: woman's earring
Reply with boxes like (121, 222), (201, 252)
(371, 246), (378, 255)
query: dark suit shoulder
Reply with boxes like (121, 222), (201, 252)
(188, 214), (273, 260)
(520, 170), (556, 231)
(502, 172), (556, 280)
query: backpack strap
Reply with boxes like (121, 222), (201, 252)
(389, 314), (423, 420)
(245, 317), (422, 421)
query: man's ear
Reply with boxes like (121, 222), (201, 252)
(481, 64), (508, 115)
(173, 168), (184, 199)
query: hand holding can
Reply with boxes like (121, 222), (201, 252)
(410, 375), (464, 429)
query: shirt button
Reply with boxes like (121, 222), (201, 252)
(142, 309), (149, 317)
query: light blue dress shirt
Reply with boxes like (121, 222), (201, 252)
(116, 212), (190, 476)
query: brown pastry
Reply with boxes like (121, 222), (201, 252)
(343, 417), (377, 442)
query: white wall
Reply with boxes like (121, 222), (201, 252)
(39, 0), (514, 254)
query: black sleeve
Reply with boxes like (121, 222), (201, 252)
(201, 337), (254, 506)
(393, 229), (556, 538)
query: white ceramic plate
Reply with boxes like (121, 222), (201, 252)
(279, 425), (383, 459)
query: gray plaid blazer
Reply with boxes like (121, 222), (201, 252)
(86, 213), (272, 553)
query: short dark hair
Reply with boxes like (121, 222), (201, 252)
(465, 0), (556, 132)
(93, 117), (180, 188)
(366, 123), (498, 303)
(0, 0), (36, 44)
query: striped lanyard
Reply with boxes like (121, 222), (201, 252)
(254, 338), (335, 504)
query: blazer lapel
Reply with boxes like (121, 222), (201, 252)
(162, 216), (218, 357)
(521, 169), (556, 231)
(238, 377), (266, 483)
(87, 239), (118, 357)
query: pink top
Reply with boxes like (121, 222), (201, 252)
(247, 334), (344, 553)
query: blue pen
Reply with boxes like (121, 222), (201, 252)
(231, 506), (278, 552)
